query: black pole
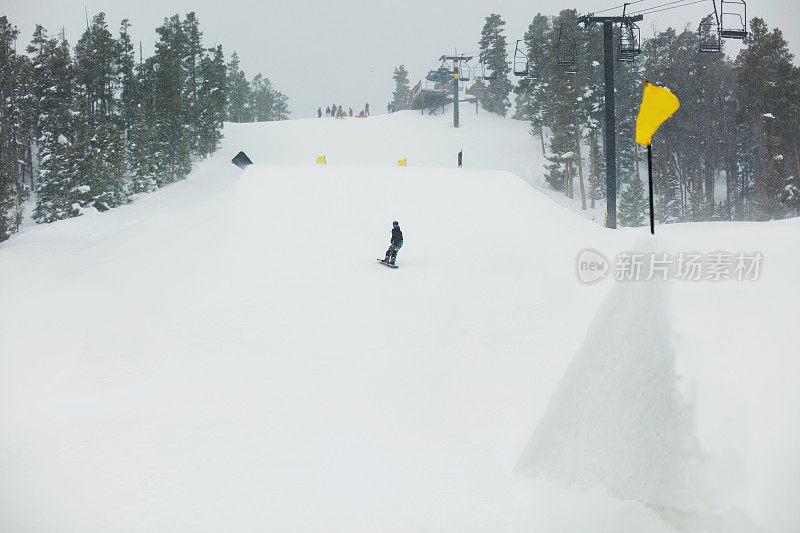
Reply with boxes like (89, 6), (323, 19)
(453, 59), (460, 128)
(603, 20), (617, 229)
(647, 144), (655, 235)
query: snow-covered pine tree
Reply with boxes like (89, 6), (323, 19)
(157, 53), (191, 184)
(33, 114), (71, 222)
(638, 25), (739, 224)
(514, 14), (550, 155)
(478, 13), (512, 116)
(13, 31), (36, 196)
(392, 65), (411, 111)
(0, 16), (28, 239)
(753, 154), (785, 220)
(618, 172), (648, 227)
(661, 161), (684, 223)
(735, 18), (800, 220)
(196, 45), (226, 157)
(182, 12), (204, 153)
(780, 176), (800, 217)
(580, 25), (606, 205)
(0, 12), (290, 230)
(89, 120), (127, 210)
(543, 154), (569, 192)
(25, 25), (49, 141)
(154, 18), (192, 185)
(512, 81), (532, 121)
(543, 91), (577, 193)
(128, 92), (159, 193)
(541, 10), (583, 193)
(27, 28), (74, 198)
(613, 54), (642, 188)
(686, 184), (713, 222)
(273, 91), (290, 121)
(64, 98), (95, 216)
(226, 52), (252, 122)
(0, 126), (20, 240)
(251, 74), (276, 121)
(248, 72), (290, 122)
(117, 19), (140, 134)
(75, 13), (118, 125)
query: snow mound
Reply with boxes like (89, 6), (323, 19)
(221, 110), (606, 224)
(2, 112), (800, 532)
(1, 158), (637, 532)
(516, 254), (700, 512)
(222, 110), (545, 187)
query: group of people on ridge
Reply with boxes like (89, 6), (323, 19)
(318, 102), (370, 118)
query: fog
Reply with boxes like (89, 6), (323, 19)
(5, 0), (798, 117)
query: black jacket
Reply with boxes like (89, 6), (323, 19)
(391, 226), (403, 246)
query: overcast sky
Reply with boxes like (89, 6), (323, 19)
(5, 0), (799, 118)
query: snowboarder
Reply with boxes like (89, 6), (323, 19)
(365, 102), (370, 116)
(318, 107), (322, 118)
(325, 106), (331, 117)
(381, 221), (403, 266)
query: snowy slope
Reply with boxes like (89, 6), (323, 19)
(1, 112), (799, 532)
(223, 109), (608, 224)
(222, 109), (548, 186)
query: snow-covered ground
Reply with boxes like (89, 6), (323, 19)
(0, 111), (798, 532)
(223, 108), (609, 223)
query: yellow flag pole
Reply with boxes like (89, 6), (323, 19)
(647, 144), (654, 235)
(636, 80), (680, 235)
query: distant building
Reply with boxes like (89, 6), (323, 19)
(466, 80), (487, 107)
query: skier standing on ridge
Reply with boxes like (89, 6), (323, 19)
(365, 102), (370, 116)
(318, 107), (322, 118)
(325, 106), (331, 117)
(380, 221), (403, 266)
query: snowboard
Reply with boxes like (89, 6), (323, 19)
(377, 259), (399, 269)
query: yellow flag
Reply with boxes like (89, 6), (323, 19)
(398, 158), (407, 166)
(635, 82), (680, 146)
(316, 156), (326, 164)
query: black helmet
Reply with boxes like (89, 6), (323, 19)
(392, 221), (399, 227)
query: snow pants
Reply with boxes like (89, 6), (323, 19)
(384, 243), (401, 264)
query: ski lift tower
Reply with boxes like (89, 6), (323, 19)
(440, 54), (473, 128)
(576, 10), (643, 229)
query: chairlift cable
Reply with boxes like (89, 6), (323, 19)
(628, 0), (693, 14)
(636, 0), (711, 15)
(593, 0), (649, 15)
(630, 0), (707, 15)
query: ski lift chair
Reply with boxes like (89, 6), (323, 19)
(513, 40), (529, 77)
(474, 51), (497, 81)
(556, 23), (578, 73)
(424, 69), (439, 90)
(720, 0), (748, 39)
(618, 21), (641, 61)
(699, 16), (722, 53)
